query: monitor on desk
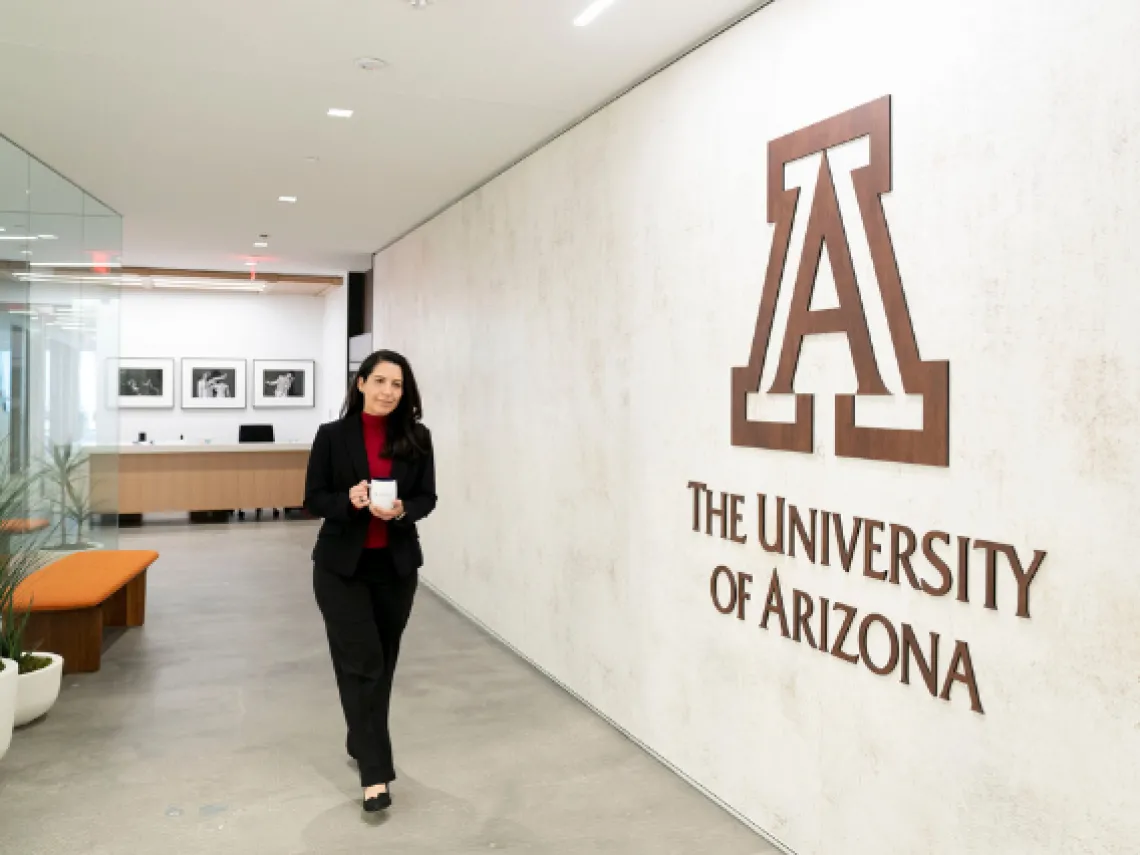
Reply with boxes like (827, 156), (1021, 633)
(238, 424), (275, 443)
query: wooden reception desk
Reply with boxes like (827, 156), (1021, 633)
(88, 442), (311, 514)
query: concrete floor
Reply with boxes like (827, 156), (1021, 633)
(0, 520), (777, 855)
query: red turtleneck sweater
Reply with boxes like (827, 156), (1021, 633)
(361, 412), (394, 549)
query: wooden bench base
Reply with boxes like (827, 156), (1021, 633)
(23, 571), (148, 674)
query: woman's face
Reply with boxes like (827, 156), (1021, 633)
(358, 361), (404, 417)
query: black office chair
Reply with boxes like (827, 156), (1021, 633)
(237, 424), (279, 520)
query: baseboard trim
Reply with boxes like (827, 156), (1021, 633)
(419, 575), (798, 855)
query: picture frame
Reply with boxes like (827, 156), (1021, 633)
(180, 358), (247, 409)
(253, 359), (315, 408)
(108, 358), (175, 409)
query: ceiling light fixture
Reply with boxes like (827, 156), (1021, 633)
(407, 0), (430, 8)
(278, 196), (297, 203)
(356, 57), (388, 72)
(0, 235), (37, 241)
(253, 241), (268, 248)
(245, 261), (258, 266)
(152, 280), (266, 293)
(29, 261), (122, 268)
(327, 108), (354, 118)
(38, 234), (58, 240)
(574, 0), (617, 26)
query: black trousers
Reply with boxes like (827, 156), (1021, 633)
(314, 548), (418, 788)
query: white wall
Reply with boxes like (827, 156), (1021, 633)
(115, 286), (347, 444)
(320, 287), (351, 423)
(373, 1), (1140, 853)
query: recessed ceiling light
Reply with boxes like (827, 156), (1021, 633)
(327, 108), (354, 118)
(21, 250), (32, 255)
(245, 261), (258, 266)
(356, 57), (388, 72)
(0, 235), (37, 241)
(279, 196), (297, 203)
(253, 241), (268, 248)
(407, 0), (430, 8)
(574, 0), (617, 26)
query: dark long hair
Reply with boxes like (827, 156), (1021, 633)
(342, 349), (429, 460)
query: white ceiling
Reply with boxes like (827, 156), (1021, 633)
(0, 0), (769, 275)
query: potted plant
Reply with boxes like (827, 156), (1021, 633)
(0, 655), (15, 762)
(0, 448), (64, 737)
(1, 560), (63, 728)
(0, 472), (25, 758)
(40, 444), (100, 552)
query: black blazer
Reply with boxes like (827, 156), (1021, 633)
(303, 415), (437, 577)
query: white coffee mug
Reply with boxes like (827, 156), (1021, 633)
(369, 479), (397, 510)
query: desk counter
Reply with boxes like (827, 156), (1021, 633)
(87, 441), (312, 454)
(88, 443), (312, 514)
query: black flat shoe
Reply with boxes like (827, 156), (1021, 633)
(363, 789), (392, 812)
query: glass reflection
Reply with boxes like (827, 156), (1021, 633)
(0, 134), (120, 556)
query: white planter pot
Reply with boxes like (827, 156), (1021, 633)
(14, 652), (64, 727)
(0, 658), (16, 762)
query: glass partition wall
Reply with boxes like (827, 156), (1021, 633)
(0, 134), (120, 556)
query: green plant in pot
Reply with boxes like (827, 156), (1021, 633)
(0, 447), (65, 737)
(0, 552), (51, 674)
(0, 455), (52, 676)
(0, 459), (35, 752)
(0, 529), (64, 733)
(40, 444), (98, 552)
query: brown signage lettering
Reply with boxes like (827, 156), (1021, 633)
(748, 568), (984, 713)
(731, 95), (949, 467)
(748, 493), (1045, 618)
(789, 505), (817, 562)
(759, 569), (790, 638)
(729, 494), (748, 545)
(942, 641), (985, 714)
(792, 589), (816, 648)
(863, 519), (887, 581)
(830, 601), (860, 665)
(758, 493), (785, 554)
(710, 566), (737, 616)
(901, 625), (940, 698)
(889, 524), (922, 591)
(920, 531), (953, 597)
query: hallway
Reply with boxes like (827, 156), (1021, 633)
(1, 521), (776, 855)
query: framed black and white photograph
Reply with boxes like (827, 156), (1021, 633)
(108, 358), (175, 409)
(180, 358), (247, 409)
(253, 359), (315, 408)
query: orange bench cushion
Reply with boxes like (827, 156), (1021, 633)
(13, 550), (159, 612)
(0, 518), (50, 534)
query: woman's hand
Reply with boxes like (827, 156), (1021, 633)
(349, 480), (370, 510)
(369, 498), (405, 521)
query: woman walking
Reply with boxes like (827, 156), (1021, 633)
(304, 349), (436, 812)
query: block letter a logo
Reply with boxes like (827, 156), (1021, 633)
(731, 96), (949, 467)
